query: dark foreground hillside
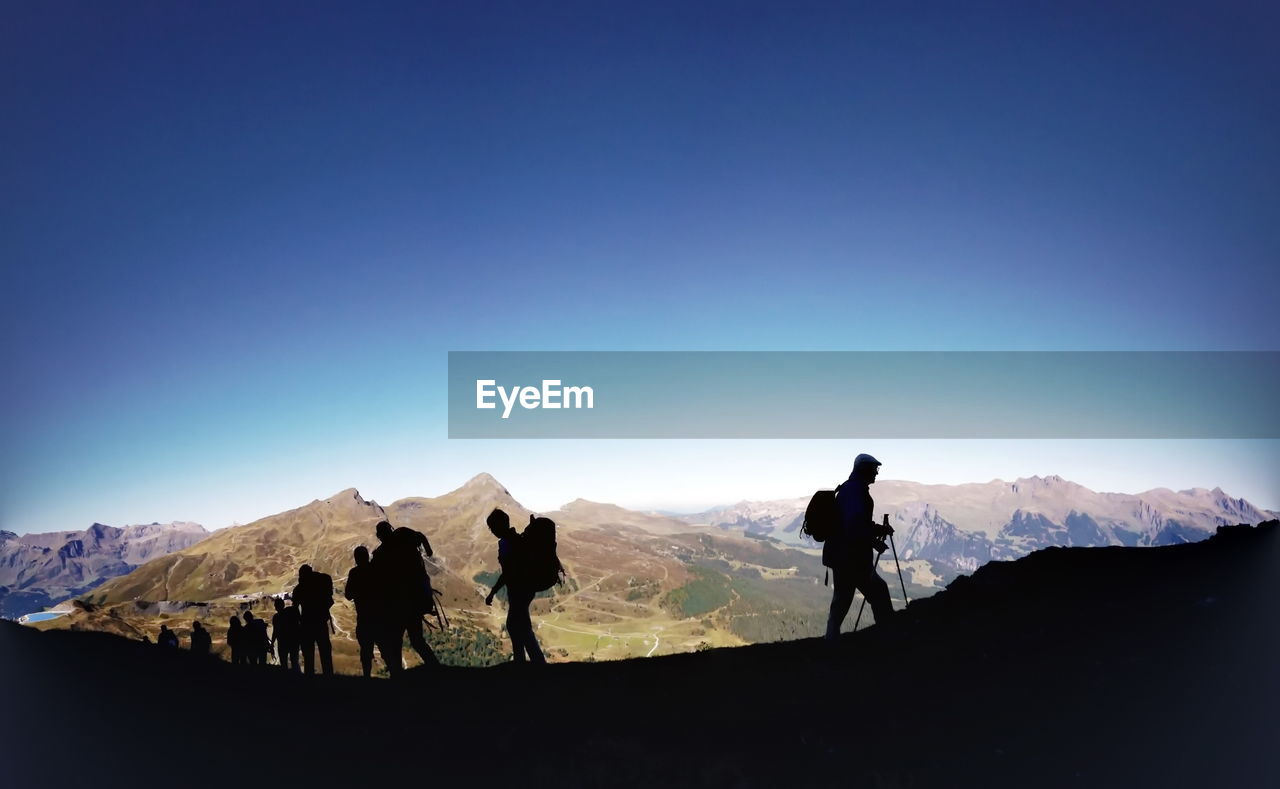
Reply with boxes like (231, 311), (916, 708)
(4, 522), (1277, 788)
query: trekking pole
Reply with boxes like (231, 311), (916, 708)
(886, 514), (909, 608)
(433, 588), (449, 629)
(852, 594), (867, 632)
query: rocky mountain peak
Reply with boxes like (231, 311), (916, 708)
(318, 488), (388, 511)
(1013, 474), (1065, 487)
(328, 488), (365, 503)
(87, 523), (117, 540)
(459, 472), (509, 495)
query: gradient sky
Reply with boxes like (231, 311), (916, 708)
(3, 1), (1278, 533)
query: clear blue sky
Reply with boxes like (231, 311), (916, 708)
(3, 1), (1278, 532)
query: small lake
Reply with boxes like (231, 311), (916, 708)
(21, 612), (66, 623)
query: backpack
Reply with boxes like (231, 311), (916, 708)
(313, 572), (335, 612)
(519, 516), (564, 593)
(801, 484), (842, 543)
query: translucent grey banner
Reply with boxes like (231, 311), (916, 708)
(447, 352), (1280, 439)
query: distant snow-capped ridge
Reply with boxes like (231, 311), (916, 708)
(677, 476), (1278, 577)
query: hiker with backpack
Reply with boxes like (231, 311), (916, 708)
(807, 453), (896, 642)
(243, 610), (270, 665)
(346, 545), (394, 678)
(484, 509), (563, 665)
(292, 564), (335, 675)
(226, 615), (245, 664)
(157, 624), (179, 649)
(190, 620), (212, 656)
(371, 520), (439, 674)
(269, 597), (300, 672)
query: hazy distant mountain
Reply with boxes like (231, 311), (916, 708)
(0, 522), (208, 617)
(677, 476), (1279, 578)
(548, 499), (712, 536)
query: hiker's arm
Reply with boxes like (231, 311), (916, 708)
(485, 573), (506, 605)
(419, 532), (433, 558)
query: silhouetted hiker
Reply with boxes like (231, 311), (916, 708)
(158, 624), (179, 649)
(270, 597), (300, 672)
(292, 564), (335, 676)
(253, 611), (270, 663)
(371, 520), (439, 673)
(190, 621), (212, 656)
(824, 454), (896, 642)
(345, 545), (391, 678)
(243, 612), (257, 663)
(484, 509), (549, 665)
(243, 611), (269, 665)
(227, 615), (245, 664)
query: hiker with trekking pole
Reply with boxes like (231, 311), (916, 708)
(852, 513), (910, 633)
(805, 453), (904, 642)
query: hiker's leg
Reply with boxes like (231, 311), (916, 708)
(522, 600), (546, 665)
(356, 621), (374, 677)
(300, 631), (316, 675)
(861, 571), (894, 625)
(404, 615), (439, 667)
(506, 590), (530, 662)
(318, 629), (333, 676)
(826, 567), (856, 641)
(380, 621), (405, 677)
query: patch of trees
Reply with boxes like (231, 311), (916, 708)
(423, 624), (506, 667)
(661, 566), (732, 618)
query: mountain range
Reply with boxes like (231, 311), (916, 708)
(677, 475), (1279, 575)
(0, 521), (208, 618)
(24, 473), (1278, 672)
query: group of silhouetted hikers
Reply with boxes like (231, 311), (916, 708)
(342, 520), (441, 677)
(152, 452), (895, 673)
(154, 511), (564, 676)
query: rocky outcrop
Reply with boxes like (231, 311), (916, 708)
(894, 503), (1005, 574)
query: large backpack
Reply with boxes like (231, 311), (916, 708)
(519, 516), (564, 593)
(313, 572), (335, 613)
(801, 484), (842, 543)
(396, 528), (436, 616)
